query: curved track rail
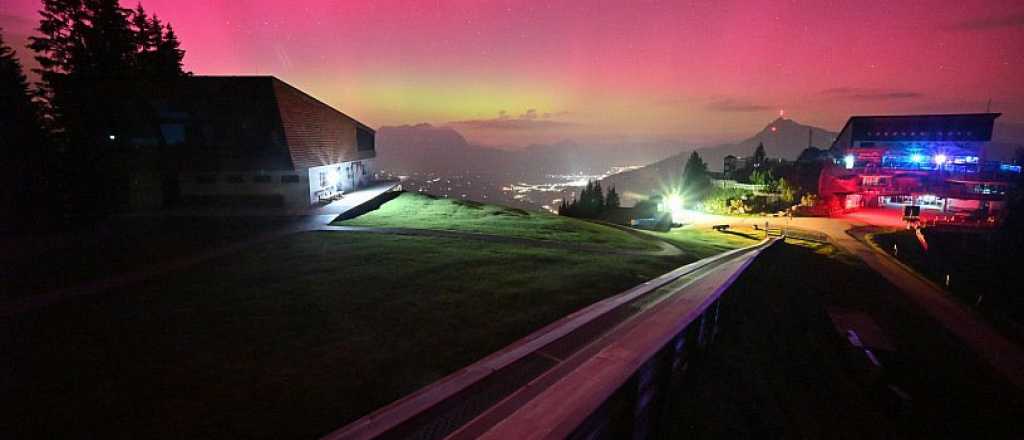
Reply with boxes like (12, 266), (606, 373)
(324, 237), (779, 440)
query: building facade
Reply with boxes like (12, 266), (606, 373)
(819, 113), (1019, 220)
(104, 76), (376, 209)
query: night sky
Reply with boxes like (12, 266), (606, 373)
(2, 0), (1022, 147)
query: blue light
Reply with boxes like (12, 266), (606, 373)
(910, 153), (923, 163)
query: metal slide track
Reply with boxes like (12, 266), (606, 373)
(323, 238), (777, 440)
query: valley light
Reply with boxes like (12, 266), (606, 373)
(843, 154), (855, 169)
(934, 154), (947, 166)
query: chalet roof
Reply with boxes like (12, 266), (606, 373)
(832, 113), (1000, 148)
(124, 76), (374, 172)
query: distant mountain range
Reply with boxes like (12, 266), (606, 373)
(599, 118), (837, 204)
(376, 117), (1024, 201)
(375, 123), (684, 177)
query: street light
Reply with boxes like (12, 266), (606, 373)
(844, 154), (855, 169)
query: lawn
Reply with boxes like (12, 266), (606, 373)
(664, 241), (1024, 438)
(334, 191), (661, 251)
(643, 226), (762, 258)
(1, 216), (294, 299)
(3, 231), (692, 439)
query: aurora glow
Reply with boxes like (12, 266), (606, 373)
(3, 0), (1022, 147)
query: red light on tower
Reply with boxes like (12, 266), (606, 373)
(771, 126), (777, 132)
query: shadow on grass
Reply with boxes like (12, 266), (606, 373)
(332, 189), (403, 221)
(719, 229), (762, 241)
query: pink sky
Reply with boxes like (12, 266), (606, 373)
(3, 0), (1022, 147)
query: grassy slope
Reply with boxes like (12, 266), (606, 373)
(335, 192), (660, 250)
(1, 216), (292, 299)
(4, 232), (690, 440)
(644, 227), (762, 258)
(666, 241), (1023, 438)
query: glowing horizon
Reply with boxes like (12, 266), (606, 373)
(3, 0), (1022, 147)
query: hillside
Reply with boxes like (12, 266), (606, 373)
(601, 118), (836, 204)
(375, 124), (682, 176)
(334, 191), (664, 251)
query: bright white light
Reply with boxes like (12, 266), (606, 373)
(934, 154), (947, 166)
(910, 153), (923, 163)
(666, 194), (684, 213)
(108, 134), (116, 140)
(326, 169), (340, 187)
(843, 154), (855, 169)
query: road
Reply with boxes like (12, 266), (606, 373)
(679, 207), (1024, 388)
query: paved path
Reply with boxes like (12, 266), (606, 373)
(679, 209), (1024, 388)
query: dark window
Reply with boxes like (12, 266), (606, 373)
(227, 175), (244, 183)
(197, 175), (216, 184)
(357, 127), (375, 152)
(253, 175), (272, 183)
(282, 175), (300, 183)
(160, 123), (186, 145)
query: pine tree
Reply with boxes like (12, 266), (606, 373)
(0, 28), (40, 149)
(681, 151), (712, 201)
(753, 142), (767, 168)
(605, 186), (620, 209)
(1, 27), (49, 227)
(29, 0), (187, 216)
(154, 23), (186, 77)
(130, 4), (154, 55)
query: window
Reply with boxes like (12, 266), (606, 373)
(160, 123), (186, 145)
(253, 175), (272, 183)
(197, 175), (216, 184)
(357, 127), (375, 151)
(319, 172), (329, 188)
(282, 175), (300, 183)
(227, 175), (244, 183)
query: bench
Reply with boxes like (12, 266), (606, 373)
(316, 189), (344, 203)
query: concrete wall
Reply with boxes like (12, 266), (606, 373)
(179, 170), (312, 208)
(180, 158), (377, 208)
(306, 158), (377, 204)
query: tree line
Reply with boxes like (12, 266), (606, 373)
(558, 181), (620, 219)
(1, 0), (187, 229)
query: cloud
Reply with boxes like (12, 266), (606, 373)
(947, 13), (1024, 31)
(448, 110), (577, 131)
(820, 87), (924, 100)
(705, 98), (772, 112)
